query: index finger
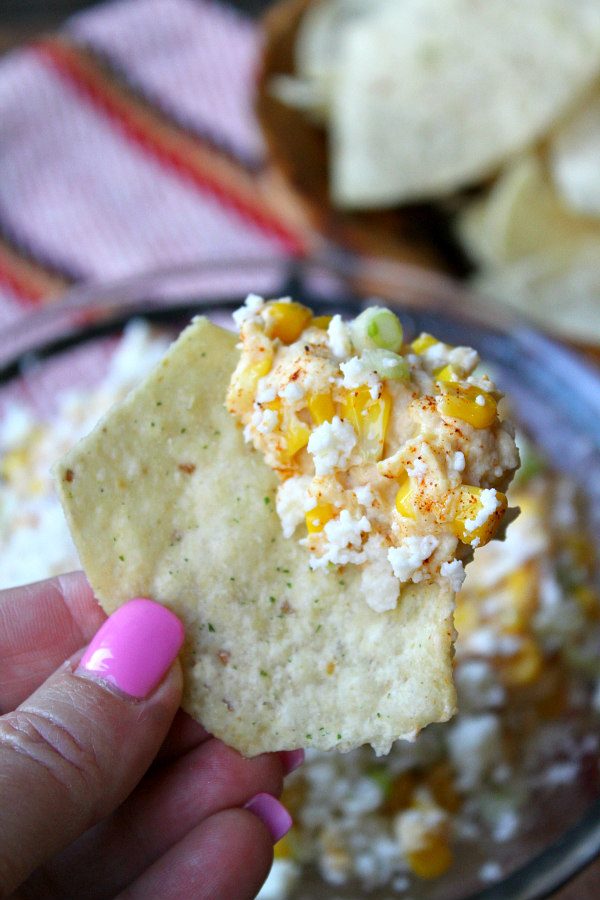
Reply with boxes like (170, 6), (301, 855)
(0, 570), (105, 712)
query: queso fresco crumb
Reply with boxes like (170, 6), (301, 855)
(227, 297), (519, 611)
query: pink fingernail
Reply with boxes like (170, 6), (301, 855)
(244, 793), (292, 843)
(279, 749), (305, 775)
(78, 599), (184, 699)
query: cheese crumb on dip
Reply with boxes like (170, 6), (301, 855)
(227, 297), (519, 612)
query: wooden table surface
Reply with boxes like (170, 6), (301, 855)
(1, 2), (598, 897)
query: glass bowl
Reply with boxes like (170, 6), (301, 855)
(1, 256), (599, 899)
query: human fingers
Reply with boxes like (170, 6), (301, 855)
(38, 737), (289, 898)
(117, 804), (290, 900)
(0, 571), (105, 712)
(0, 598), (184, 896)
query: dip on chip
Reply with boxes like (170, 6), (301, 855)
(56, 302), (518, 756)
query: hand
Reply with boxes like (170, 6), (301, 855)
(0, 572), (300, 899)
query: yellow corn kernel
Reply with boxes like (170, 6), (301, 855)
(434, 364), (460, 384)
(284, 418), (310, 458)
(263, 396), (282, 414)
(306, 502), (336, 534)
(0, 447), (30, 481)
(307, 392), (336, 425)
(274, 830), (295, 859)
(233, 345), (273, 412)
(440, 384), (497, 429)
(500, 636), (543, 687)
(406, 836), (453, 880)
(395, 474), (417, 518)
(452, 485), (507, 546)
(453, 596), (480, 636)
(411, 332), (438, 354)
(264, 301), (312, 344)
(340, 384), (391, 462)
(312, 315), (333, 330)
(29, 477), (46, 496)
(502, 564), (538, 632)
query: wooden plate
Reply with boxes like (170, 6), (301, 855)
(256, 0), (469, 274)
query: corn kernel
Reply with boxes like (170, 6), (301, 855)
(434, 364), (460, 383)
(340, 384), (391, 462)
(0, 448), (29, 481)
(312, 315), (333, 330)
(453, 596), (480, 636)
(452, 485), (507, 546)
(274, 830), (295, 859)
(502, 564), (538, 631)
(234, 345), (273, 412)
(406, 837), (453, 880)
(440, 384), (497, 429)
(264, 301), (312, 344)
(306, 502), (336, 534)
(307, 392), (336, 425)
(395, 474), (417, 519)
(500, 636), (543, 687)
(284, 417), (310, 458)
(411, 333), (438, 354)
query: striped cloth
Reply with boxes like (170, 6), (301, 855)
(0, 0), (313, 329)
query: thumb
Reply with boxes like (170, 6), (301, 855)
(0, 598), (184, 896)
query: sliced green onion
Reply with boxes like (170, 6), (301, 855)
(361, 349), (409, 381)
(350, 306), (404, 352)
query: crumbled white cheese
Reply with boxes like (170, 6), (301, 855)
(307, 416), (356, 476)
(479, 861), (502, 883)
(276, 474), (312, 538)
(256, 379), (276, 404)
(452, 451), (466, 472)
(448, 345), (479, 374)
(455, 660), (505, 711)
(327, 314), (353, 359)
(251, 407), (278, 434)
(464, 488), (500, 533)
(0, 403), (35, 452)
(339, 355), (381, 397)
(447, 714), (502, 790)
(256, 859), (300, 899)
(440, 558), (466, 591)
(462, 628), (522, 657)
(354, 484), (375, 509)
(280, 381), (305, 402)
(406, 458), (427, 479)
(309, 509), (371, 569)
(387, 535), (439, 583)
(232, 292), (265, 328)
(394, 791), (448, 854)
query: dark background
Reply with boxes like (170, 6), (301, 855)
(0, 0), (273, 50)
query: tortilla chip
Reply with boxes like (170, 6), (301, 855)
(456, 154), (600, 267)
(327, 0), (600, 207)
(549, 87), (600, 220)
(56, 317), (455, 756)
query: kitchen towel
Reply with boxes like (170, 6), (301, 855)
(0, 0), (311, 327)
